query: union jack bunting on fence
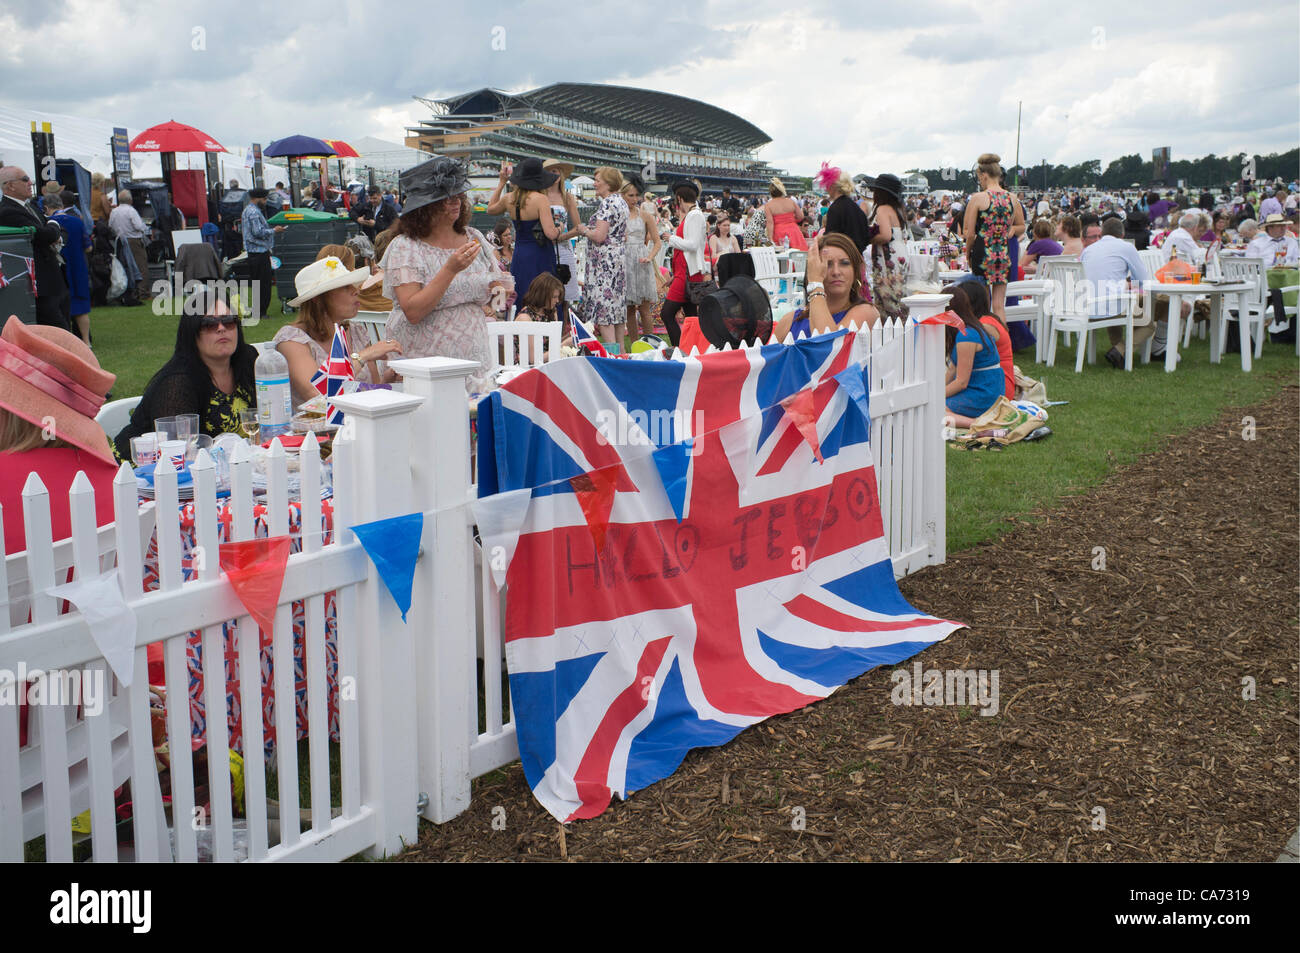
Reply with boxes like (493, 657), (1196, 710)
(474, 332), (962, 822)
(308, 324), (352, 425)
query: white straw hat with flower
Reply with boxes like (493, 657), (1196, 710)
(287, 256), (368, 307)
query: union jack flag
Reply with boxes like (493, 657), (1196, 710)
(475, 331), (962, 822)
(568, 311), (608, 357)
(308, 324), (351, 425)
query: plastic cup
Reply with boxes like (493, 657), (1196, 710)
(130, 434), (159, 468)
(160, 440), (187, 470)
(154, 416), (181, 442)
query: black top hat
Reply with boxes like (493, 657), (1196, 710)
(508, 157), (558, 192)
(698, 275), (772, 349)
(399, 155), (471, 214)
(871, 174), (903, 202)
(248, 187), (269, 199)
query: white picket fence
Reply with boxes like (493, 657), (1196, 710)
(0, 313), (948, 861)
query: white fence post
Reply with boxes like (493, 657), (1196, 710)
(327, 388), (426, 857)
(387, 356), (479, 825)
(919, 322), (947, 566)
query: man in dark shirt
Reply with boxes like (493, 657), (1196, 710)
(351, 186), (397, 241)
(0, 165), (71, 330)
(720, 188), (740, 219)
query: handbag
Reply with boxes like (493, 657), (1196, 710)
(685, 277), (718, 306)
(555, 262), (571, 285)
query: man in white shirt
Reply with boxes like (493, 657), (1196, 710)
(108, 189), (152, 300)
(1161, 212), (1200, 263)
(662, 180), (708, 348)
(1246, 214), (1300, 340)
(1082, 217), (1155, 367)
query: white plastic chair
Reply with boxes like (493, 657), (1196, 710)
(1004, 280), (1053, 363)
(487, 320), (563, 371)
(749, 246), (782, 294)
(1216, 257), (1268, 361)
(94, 396), (141, 446)
(1043, 260), (1143, 371)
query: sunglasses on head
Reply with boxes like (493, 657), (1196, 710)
(199, 314), (240, 330)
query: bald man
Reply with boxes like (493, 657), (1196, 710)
(108, 188), (152, 300)
(0, 166), (71, 329)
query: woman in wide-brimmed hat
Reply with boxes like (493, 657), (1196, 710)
(379, 155), (512, 393)
(274, 253), (403, 405)
(543, 159), (583, 311)
(485, 157), (562, 317)
(866, 172), (911, 321)
(0, 316), (118, 554)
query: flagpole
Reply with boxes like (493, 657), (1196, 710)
(1014, 101), (1022, 189)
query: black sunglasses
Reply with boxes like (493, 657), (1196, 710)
(199, 314), (240, 330)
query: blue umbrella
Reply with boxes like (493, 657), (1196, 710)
(264, 136), (337, 208)
(264, 135), (336, 158)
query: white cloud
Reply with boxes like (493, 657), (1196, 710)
(0, 0), (1294, 178)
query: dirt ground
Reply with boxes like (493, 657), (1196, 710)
(399, 382), (1299, 862)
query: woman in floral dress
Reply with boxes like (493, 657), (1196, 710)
(576, 167), (628, 344)
(381, 156), (512, 394)
(866, 173), (911, 321)
(962, 153), (1024, 324)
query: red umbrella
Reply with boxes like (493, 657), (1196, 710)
(129, 120), (225, 153)
(323, 140), (361, 207)
(323, 139), (360, 158)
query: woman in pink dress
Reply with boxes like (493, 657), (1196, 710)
(763, 177), (807, 250)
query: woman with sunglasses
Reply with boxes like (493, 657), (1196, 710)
(111, 287), (261, 460)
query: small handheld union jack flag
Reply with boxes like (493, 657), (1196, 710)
(308, 324), (352, 425)
(25, 257), (36, 295)
(569, 312), (608, 357)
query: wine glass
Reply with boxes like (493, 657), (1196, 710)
(238, 408), (259, 445)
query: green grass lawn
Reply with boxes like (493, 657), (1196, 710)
(88, 300), (1297, 555)
(945, 333), (1298, 551)
(92, 292), (296, 400)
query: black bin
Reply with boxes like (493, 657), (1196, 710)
(0, 226), (38, 325)
(273, 217), (360, 310)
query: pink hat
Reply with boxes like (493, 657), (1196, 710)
(0, 315), (116, 464)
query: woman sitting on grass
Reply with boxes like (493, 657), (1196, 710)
(112, 288), (259, 461)
(941, 282), (1003, 428)
(958, 279), (1014, 399)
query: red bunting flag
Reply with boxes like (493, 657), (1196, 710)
(219, 536), (291, 635)
(25, 258), (36, 295)
(570, 467), (619, 553)
(917, 309), (965, 331)
(779, 387), (824, 464)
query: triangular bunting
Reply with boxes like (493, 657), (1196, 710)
(651, 440), (692, 523)
(916, 309), (965, 331)
(833, 363), (871, 430)
(779, 388), (824, 464)
(472, 487), (533, 588)
(351, 512), (424, 622)
(219, 536), (291, 635)
(570, 467), (618, 553)
(48, 571), (138, 686)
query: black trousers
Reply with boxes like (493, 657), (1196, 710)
(247, 251), (273, 320)
(659, 296), (697, 348)
(35, 289), (71, 332)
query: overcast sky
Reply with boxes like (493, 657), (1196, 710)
(3, 0), (1296, 178)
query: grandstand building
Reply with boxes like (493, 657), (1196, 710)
(405, 83), (800, 196)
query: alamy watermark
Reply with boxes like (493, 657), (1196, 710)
(891, 662), (1000, 716)
(596, 408), (705, 453)
(0, 663), (106, 717)
(150, 275), (263, 324)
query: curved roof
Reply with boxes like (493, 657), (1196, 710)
(437, 83), (771, 151)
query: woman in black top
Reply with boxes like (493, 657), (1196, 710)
(819, 167), (872, 254)
(112, 288), (259, 460)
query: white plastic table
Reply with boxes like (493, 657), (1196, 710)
(1142, 280), (1253, 372)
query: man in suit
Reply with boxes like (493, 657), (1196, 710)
(350, 186), (396, 241)
(0, 166), (71, 330)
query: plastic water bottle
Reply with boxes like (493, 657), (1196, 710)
(783, 235), (790, 251)
(254, 347), (292, 443)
